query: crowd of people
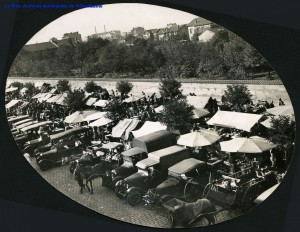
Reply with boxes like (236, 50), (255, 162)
(6, 81), (291, 175)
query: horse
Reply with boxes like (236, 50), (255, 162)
(170, 198), (217, 228)
(73, 163), (107, 194)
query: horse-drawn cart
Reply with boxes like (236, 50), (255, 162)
(203, 167), (278, 211)
(162, 197), (219, 228)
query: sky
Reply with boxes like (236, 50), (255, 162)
(26, 3), (199, 44)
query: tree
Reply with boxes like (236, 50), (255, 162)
(159, 76), (182, 99)
(63, 88), (85, 110)
(56, 79), (71, 93)
(267, 115), (296, 164)
(223, 84), (252, 110)
(10, 81), (24, 89)
(105, 97), (128, 121)
(24, 82), (39, 99)
(159, 98), (194, 134)
(84, 81), (101, 93)
(116, 80), (133, 98)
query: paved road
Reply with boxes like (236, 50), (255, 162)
(26, 156), (241, 228)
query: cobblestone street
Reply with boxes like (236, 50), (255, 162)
(27, 158), (242, 228)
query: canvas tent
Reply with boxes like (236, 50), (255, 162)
(46, 94), (62, 103)
(55, 93), (68, 105)
(38, 93), (53, 102)
(5, 87), (18, 93)
(6, 100), (22, 109)
(111, 119), (133, 138)
(85, 97), (98, 106)
(122, 119), (141, 140)
(206, 110), (263, 132)
(93, 99), (110, 107)
(32, 93), (45, 99)
(186, 96), (210, 108)
(131, 121), (167, 138)
(64, 110), (97, 124)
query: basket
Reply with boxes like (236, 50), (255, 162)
(163, 198), (185, 212)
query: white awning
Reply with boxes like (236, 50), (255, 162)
(93, 99), (109, 107)
(46, 94), (62, 103)
(55, 93), (68, 105)
(131, 121), (167, 138)
(6, 100), (21, 109)
(5, 87), (18, 93)
(207, 110), (263, 132)
(111, 119), (133, 138)
(186, 96), (210, 108)
(85, 97), (98, 106)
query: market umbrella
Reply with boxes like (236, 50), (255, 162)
(123, 95), (142, 103)
(64, 110), (97, 124)
(266, 105), (294, 116)
(220, 136), (277, 153)
(84, 111), (108, 122)
(89, 117), (112, 127)
(192, 108), (210, 119)
(177, 129), (221, 147)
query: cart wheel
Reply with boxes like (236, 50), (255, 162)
(69, 162), (76, 174)
(127, 190), (142, 206)
(193, 215), (216, 227)
(38, 160), (51, 171)
(241, 187), (258, 211)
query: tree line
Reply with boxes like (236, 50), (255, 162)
(9, 29), (274, 80)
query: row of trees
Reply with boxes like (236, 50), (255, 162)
(9, 29), (273, 79)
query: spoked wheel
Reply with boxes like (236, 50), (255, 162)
(241, 188), (257, 212)
(38, 160), (51, 171)
(127, 190), (142, 206)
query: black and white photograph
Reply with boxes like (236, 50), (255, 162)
(4, 3), (296, 228)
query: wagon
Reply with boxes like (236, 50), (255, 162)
(144, 158), (210, 208)
(162, 197), (219, 227)
(69, 142), (124, 174)
(203, 166), (278, 211)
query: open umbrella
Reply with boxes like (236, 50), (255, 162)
(220, 136), (276, 153)
(266, 105), (294, 116)
(84, 111), (107, 122)
(64, 110), (96, 124)
(177, 129), (221, 147)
